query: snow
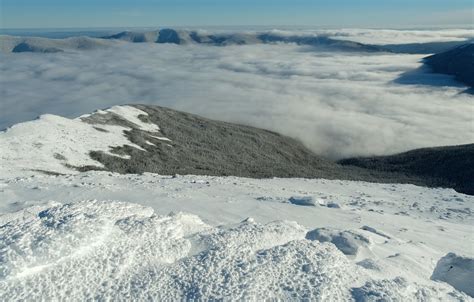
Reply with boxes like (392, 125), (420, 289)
(431, 253), (474, 297)
(0, 171), (473, 300)
(306, 228), (370, 256)
(97, 105), (160, 132)
(149, 135), (172, 141)
(351, 277), (469, 301)
(0, 106), (165, 175)
(289, 195), (317, 206)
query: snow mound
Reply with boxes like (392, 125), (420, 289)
(0, 105), (165, 175)
(0, 200), (209, 300)
(289, 196), (317, 206)
(0, 200), (359, 300)
(431, 253), (474, 297)
(356, 259), (382, 271)
(306, 228), (370, 256)
(289, 196), (342, 208)
(351, 277), (470, 301)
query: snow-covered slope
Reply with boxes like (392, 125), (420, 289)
(0, 172), (472, 300)
(0, 105), (165, 175)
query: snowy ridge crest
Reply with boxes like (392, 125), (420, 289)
(0, 105), (168, 175)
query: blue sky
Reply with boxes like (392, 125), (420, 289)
(1, 0), (473, 29)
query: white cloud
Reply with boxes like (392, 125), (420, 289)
(0, 34), (472, 159)
(318, 28), (474, 44)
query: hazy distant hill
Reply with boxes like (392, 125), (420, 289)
(423, 43), (474, 88)
(3, 29), (472, 55)
(381, 40), (473, 54)
(340, 144), (474, 195)
(0, 35), (114, 53)
(102, 28), (386, 52)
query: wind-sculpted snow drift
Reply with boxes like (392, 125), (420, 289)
(0, 200), (469, 300)
(431, 253), (474, 297)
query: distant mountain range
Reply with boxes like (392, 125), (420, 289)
(102, 29), (386, 52)
(1, 104), (472, 195)
(3, 28), (473, 55)
(0, 35), (114, 53)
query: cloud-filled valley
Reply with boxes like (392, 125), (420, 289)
(0, 29), (473, 159)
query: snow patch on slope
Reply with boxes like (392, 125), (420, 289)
(83, 105), (160, 132)
(0, 105), (164, 175)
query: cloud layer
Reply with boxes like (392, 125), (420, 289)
(319, 28), (474, 44)
(0, 34), (472, 159)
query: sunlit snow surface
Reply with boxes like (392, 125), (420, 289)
(0, 105), (165, 174)
(0, 171), (473, 300)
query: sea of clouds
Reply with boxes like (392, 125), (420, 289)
(321, 28), (474, 44)
(0, 29), (472, 159)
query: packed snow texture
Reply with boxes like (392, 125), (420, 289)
(431, 253), (474, 297)
(0, 171), (473, 300)
(0, 199), (470, 301)
(1, 29), (473, 158)
(306, 228), (370, 256)
(0, 105), (165, 174)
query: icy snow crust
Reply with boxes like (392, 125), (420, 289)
(1, 200), (469, 301)
(0, 105), (165, 175)
(431, 253), (474, 297)
(0, 200), (354, 300)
